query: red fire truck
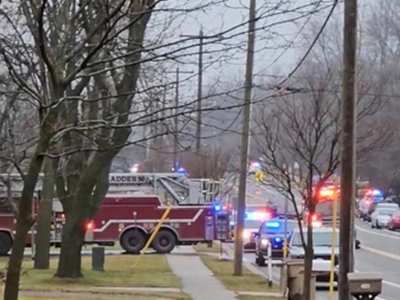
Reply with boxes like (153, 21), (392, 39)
(302, 184), (340, 227)
(0, 173), (230, 255)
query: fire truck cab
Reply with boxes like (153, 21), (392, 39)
(0, 172), (231, 255)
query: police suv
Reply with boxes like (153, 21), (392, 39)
(254, 219), (298, 266)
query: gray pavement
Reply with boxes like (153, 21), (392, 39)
(166, 247), (237, 300)
(245, 177), (302, 213)
(250, 181), (400, 300)
(354, 219), (400, 300)
(235, 218), (400, 300)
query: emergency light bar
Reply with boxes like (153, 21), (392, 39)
(246, 212), (270, 220)
(265, 221), (280, 228)
(372, 189), (382, 196)
(319, 189), (334, 197)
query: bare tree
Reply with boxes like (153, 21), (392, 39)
(180, 146), (235, 180)
(253, 66), (391, 300)
(0, 0), (161, 297)
(0, 1), (360, 298)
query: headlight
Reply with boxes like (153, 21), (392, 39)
(243, 230), (250, 239)
(312, 221), (322, 228)
(260, 239), (269, 247)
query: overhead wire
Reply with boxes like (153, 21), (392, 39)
(278, 0), (340, 86)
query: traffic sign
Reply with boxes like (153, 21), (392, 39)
(254, 171), (263, 182)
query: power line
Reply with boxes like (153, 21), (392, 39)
(278, 0), (340, 86)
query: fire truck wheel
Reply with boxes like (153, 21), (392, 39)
(152, 230), (177, 254)
(120, 229), (146, 254)
(0, 232), (12, 256)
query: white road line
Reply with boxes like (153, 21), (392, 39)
(383, 229), (400, 235)
(355, 269), (400, 289)
(383, 280), (400, 289)
(356, 225), (400, 241)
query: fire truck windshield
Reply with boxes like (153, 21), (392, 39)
(315, 201), (340, 217)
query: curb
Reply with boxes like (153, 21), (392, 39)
(220, 242), (282, 285)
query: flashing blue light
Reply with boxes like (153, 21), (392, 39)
(177, 167), (188, 175)
(372, 189), (382, 196)
(275, 237), (282, 242)
(265, 221), (280, 228)
(214, 204), (222, 212)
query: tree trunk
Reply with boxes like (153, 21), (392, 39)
(3, 220), (33, 300)
(54, 213), (86, 278)
(4, 138), (50, 300)
(34, 160), (54, 269)
(302, 224), (314, 300)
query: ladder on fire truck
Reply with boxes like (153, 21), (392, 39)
(0, 172), (221, 205)
(0, 173), (57, 212)
(108, 173), (221, 204)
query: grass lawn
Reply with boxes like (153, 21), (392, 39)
(201, 255), (279, 293)
(0, 254), (181, 293)
(192, 241), (227, 254)
(237, 296), (286, 300)
(19, 293), (190, 300)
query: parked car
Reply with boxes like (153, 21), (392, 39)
(358, 199), (372, 220)
(367, 202), (399, 222)
(388, 210), (400, 231)
(371, 206), (399, 229)
(288, 227), (339, 283)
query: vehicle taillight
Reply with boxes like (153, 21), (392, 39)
(309, 213), (322, 227)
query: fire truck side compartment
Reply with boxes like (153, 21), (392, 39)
(205, 216), (215, 241)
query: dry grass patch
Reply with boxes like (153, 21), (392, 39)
(237, 296), (285, 300)
(201, 255), (279, 292)
(19, 293), (190, 300)
(192, 241), (227, 253)
(0, 254), (181, 292)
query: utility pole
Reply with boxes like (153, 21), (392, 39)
(165, 68), (194, 169)
(180, 30), (204, 154)
(234, 0), (256, 276)
(196, 30), (203, 154)
(339, 0), (358, 300)
(174, 69), (180, 168)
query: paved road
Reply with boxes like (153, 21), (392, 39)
(245, 177), (302, 213)
(238, 219), (400, 300)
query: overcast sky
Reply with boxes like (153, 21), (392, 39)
(146, 0), (355, 97)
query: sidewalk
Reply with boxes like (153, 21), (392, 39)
(166, 247), (238, 300)
(221, 244), (337, 300)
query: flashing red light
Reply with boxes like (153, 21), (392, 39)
(319, 188), (335, 198)
(309, 213), (322, 227)
(86, 221), (94, 230)
(223, 203), (232, 210)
